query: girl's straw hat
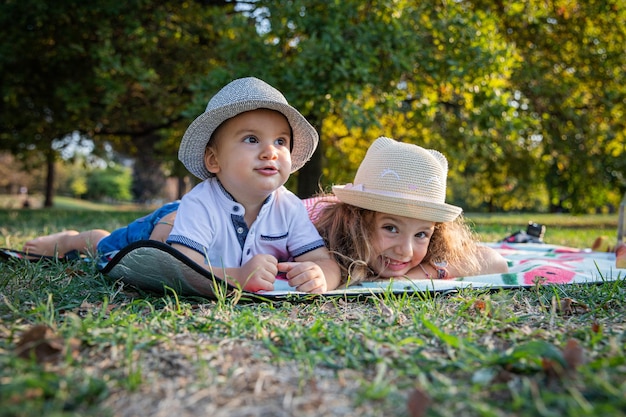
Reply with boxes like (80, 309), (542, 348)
(179, 77), (319, 180)
(332, 137), (462, 222)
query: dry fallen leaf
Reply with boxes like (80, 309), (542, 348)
(473, 300), (486, 311)
(407, 386), (431, 417)
(15, 324), (80, 363)
(541, 338), (585, 383)
(559, 297), (590, 315)
(541, 357), (563, 383)
(562, 338), (585, 371)
(560, 298), (573, 315)
(379, 299), (396, 325)
(64, 266), (87, 277)
(591, 321), (601, 334)
(15, 325), (64, 363)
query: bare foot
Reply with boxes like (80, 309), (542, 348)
(591, 236), (614, 252)
(23, 231), (82, 257)
(616, 243), (626, 269)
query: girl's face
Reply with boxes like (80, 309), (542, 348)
(369, 212), (435, 278)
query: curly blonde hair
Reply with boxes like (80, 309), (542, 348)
(313, 198), (483, 285)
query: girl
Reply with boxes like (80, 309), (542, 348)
(308, 136), (509, 285)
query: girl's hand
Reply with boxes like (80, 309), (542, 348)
(278, 262), (327, 294)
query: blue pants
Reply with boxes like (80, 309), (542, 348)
(97, 201), (180, 254)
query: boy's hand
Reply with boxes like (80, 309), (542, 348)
(237, 254), (278, 292)
(278, 262), (328, 294)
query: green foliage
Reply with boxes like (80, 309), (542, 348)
(1, 0), (625, 212)
(85, 165), (133, 202)
(197, 0), (625, 212)
(0, 0), (227, 203)
(469, 0), (626, 212)
(69, 176), (88, 198)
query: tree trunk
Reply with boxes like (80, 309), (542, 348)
(296, 114), (323, 198)
(177, 176), (187, 200)
(297, 143), (322, 198)
(131, 133), (167, 203)
(44, 146), (55, 208)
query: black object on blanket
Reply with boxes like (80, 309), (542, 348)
(99, 240), (242, 299)
(500, 221), (546, 244)
(0, 248), (81, 263)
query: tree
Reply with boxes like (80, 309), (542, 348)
(0, 153), (34, 195)
(3, 0), (623, 212)
(184, 0), (548, 209)
(186, 0), (436, 197)
(86, 165), (133, 202)
(470, 0), (626, 212)
(0, 0), (101, 206)
(0, 0), (227, 206)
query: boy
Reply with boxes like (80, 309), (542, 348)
(23, 77), (340, 294)
(167, 77), (340, 293)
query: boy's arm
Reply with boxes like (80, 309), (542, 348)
(170, 243), (276, 292)
(149, 211), (177, 242)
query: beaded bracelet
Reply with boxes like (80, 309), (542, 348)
(418, 263), (431, 279)
(430, 260), (449, 280)
(418, 261), (449, 279)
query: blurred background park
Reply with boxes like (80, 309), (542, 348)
(1, 0), (624, 214)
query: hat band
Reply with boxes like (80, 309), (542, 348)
(343, 183), (444, 205)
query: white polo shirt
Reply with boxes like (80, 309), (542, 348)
(167, 177), (325, 270)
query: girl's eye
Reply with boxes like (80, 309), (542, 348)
(415, 231), (428, 239)
(382, 225), (398, 233)
(243, 136), (258, 144)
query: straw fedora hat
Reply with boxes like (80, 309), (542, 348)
(332, 137), (462, 222)
(178, 77), (319, 180)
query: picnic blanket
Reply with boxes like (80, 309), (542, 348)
(94, 240), (624, 300)
(2, 240), (623, 300)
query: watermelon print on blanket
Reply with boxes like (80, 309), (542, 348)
(479, 242), (622, 287)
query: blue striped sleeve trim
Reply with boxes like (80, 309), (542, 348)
(166, 235), (207, 258)
(291, 239), (325, 258)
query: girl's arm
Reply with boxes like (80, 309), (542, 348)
(401, 246), (508, 280)
(445, 245), (509, 277)
(473, 246), (509, 274)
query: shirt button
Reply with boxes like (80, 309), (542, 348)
(237, 227), (244, 234)
(247, 249), (251, 255)
(233, 206), (239, 212)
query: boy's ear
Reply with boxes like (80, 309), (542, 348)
(204, 147), (220, 174)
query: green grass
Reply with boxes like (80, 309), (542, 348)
(466, 212), (619, 248)
(0, 194), (151, 211)
(0, 207), (624, 417)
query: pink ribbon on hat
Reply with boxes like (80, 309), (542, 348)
(342, 183), (442, 204)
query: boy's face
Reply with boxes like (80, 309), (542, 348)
(369, 212), (435, 278)
(204, 109), (292, 203)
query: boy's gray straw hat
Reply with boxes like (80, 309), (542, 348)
(332, 137), (462, 222)
(179, 77), (319, 180)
